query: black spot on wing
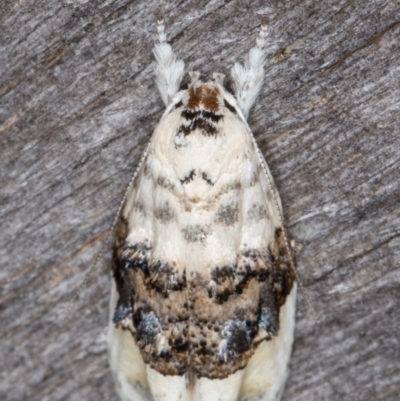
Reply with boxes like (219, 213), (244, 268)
(182, 225), (211, 243)
(224, 99), (237, 114)
(120, 242), (152, 277)
(259, 282), (279, 336)
(220, 319), (254, 360)
(133, 304), (161, 348)
(113, 278), (134, 326)
(148, 261), (186, 296)
(177, 109), (222, 136)
(247, 203), (269, 221)
(215, 203), (239, 226)
(119, 242), (186, 296)
(223, 77), (235, 96)
(157, 176), (176, 191)
(273, 226), (296, 306)
(177, 118), (218, 136)
(182, 110), (223, 123)
(210, 265), (235, 285)
(180, 169), (196, 184)
(155, 202), (175, 223)
(201, 172), (213, 186)
(207, 247), (275, 303)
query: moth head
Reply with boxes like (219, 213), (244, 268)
(154, 20), (267, 118)
(170, 71), (239, 116)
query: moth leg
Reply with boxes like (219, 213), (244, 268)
(153, 20), (185, 106)
(230, 24), (270, 117)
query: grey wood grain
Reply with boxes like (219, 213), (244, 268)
(1, 1), (399, 400)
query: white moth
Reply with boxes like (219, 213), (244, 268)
(108, 20), (297, 401)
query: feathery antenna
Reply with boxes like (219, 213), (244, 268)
(153, 20), (185, 106)
(231, 25), (269, 118)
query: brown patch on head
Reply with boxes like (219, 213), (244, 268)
(187, 84), (221, 112)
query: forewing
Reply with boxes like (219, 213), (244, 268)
(181, 113), (296, 383)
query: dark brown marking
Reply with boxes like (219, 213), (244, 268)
(221, 319), (253, 355)
(182, 109), (223, 123)
(121, 242), (152, 273)
(247, 203), (268, 221)
(113, 277), (134, 326)
(133, 307), (161, 347)
(148, 261), (186, 295)
(131, 301), (189, 375)
(183, 225), (210, 243)
(180, 169), (196, 184)
(112, 216), (296, 381)
(143, 159), (151, 178)
(132, 202), (145, 214)
(177, 108), (222, 137)
(248, 165), (261, 187)
(177, 118), (218, 136)
(212, 181), (242, 203)
(208, 248), (273, 303)
(215, 203), (239, 226)
(157, 176), (176, 191)
(155, 203), (175, 223)
(258, 282), (279, 336)
(224, 99), (237, 113)
(120, 244), (187, 296)
(201, 172), (213, 186)
(273, 227), (296, 307)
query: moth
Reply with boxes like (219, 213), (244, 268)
(108, 20), (297, 401)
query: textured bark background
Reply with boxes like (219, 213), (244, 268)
(1, 0), (399, 400)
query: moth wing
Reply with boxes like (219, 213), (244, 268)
(108, 280), (151, 401)
(239, 135), (297, 401)
(108, 118), (191, 401)
(181, 114), (296, 401)
(239, 285), (297, 401)
(240, 138), (297, 401)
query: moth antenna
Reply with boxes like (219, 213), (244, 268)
(153, 20), (185, 107)
(62, 143), (151, 322)
(231, 24), (270, 118)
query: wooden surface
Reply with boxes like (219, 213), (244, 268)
(1, 1), (399, 400)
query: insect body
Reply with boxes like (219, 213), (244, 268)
(108, 21), (297, 401)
